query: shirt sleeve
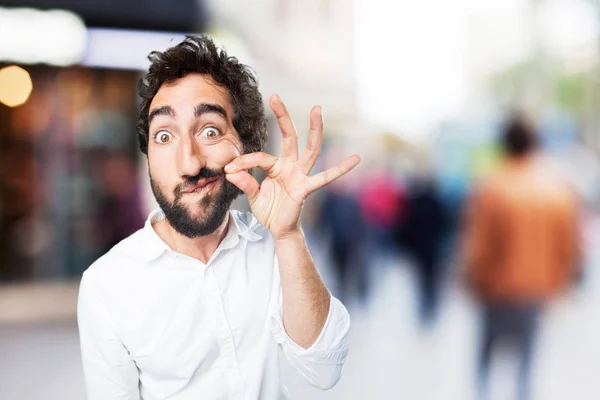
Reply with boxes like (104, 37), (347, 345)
(270, 293), (350, 390)
(77, 275), (141, 400)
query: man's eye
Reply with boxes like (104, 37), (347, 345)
(155, 131), (172, 144)
(200, 126), (222, 138)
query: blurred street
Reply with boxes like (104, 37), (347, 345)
(2, 0), (600, 399)
(2, 214), (600, 400)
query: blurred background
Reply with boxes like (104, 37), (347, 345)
(2, 0), (600, 399)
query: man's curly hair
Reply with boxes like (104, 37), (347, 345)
(137, 35), (268, 155)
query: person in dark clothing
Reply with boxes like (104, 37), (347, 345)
(319, 188), (366, 305)
(398, 178), (446, 326)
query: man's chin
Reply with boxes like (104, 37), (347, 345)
(165, 204), (226, 238)
(180, 197), (213, 217)
(151, 175), (234, 237)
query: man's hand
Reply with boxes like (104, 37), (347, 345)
(224, 94), (360, 240)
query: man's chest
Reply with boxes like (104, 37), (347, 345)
(108, 259), (277, 381)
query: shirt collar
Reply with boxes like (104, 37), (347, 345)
(229, 210), (263, 243)
(135, 208), (263, 262)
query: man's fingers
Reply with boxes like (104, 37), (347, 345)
(270, 94), (298, 161)
(298, 105), (323, 174)
(306, 155), (361, 194)
(225, 171), (260, 204)
(225, 152), (277, 173)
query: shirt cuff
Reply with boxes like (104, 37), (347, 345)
(270, 294), (350, 364)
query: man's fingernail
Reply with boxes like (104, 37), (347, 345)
(225, 164), (233, 172)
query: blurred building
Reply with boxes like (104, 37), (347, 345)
(0, 0), (211, 281)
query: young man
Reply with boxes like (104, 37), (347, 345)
(464, 114), (580, 400)
(77, 35), (360, 400)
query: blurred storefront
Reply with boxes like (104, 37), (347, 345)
(0, 67), (144, 281)
(0, 1), (209, 282)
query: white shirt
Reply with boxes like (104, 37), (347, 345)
(77, 208), (350, 400)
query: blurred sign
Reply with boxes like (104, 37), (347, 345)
(0, 7), (86, 66)
(82, 28), (254, 72)
(0, 2), (210, 67)
(83, 29), (189, 71)
(0, 0), (206, 32)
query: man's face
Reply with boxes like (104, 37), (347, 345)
(147, 73), (244, 238)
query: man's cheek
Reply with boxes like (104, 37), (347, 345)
(210, 141), (242, 167)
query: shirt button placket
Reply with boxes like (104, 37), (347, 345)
(207, 268), (244, 398)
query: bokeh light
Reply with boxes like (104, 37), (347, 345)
(0, 65), (33, 107)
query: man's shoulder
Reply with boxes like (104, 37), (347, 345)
(83, 228), (149, 283)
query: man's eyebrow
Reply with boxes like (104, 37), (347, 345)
(194, 103), (228, 120)
(148, 105), (176, 126)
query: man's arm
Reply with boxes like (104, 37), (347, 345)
(224, 95), (357, 390)
(275, 229), (330, 348)
(269, 231), (350, 390)
(463, 186), (493, 293)
(558, 190), (583, 283)
(78, 275), (140, 400)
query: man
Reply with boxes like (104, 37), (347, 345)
(464, 114), (580, 400)
(77, 35), (360, 400)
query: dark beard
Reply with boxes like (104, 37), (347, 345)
(150, 167), (242, 238)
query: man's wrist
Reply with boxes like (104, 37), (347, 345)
(273, 227), (305, 244)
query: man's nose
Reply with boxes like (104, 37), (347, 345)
(177, 137), (207, 178)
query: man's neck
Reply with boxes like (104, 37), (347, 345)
(153, 213), (230, 264)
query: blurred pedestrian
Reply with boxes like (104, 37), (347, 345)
(464, 113), (581, 400)
(358, 166), (406, 264)
(319, 184), (365, 305)
(398, 177), (446, 327)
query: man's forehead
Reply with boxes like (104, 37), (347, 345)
(150, 73), (232, 116)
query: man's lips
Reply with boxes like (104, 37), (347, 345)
(185, 177), (219, 194)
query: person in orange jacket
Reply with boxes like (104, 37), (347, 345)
(464, 113), (581, 400)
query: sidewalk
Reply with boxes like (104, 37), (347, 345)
(0, 280), (79, 325)
(1, 217), (600, 399)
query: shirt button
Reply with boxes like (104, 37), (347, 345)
(227, 360), (235, 369)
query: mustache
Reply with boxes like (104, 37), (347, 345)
(174, 167), (225, 199)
